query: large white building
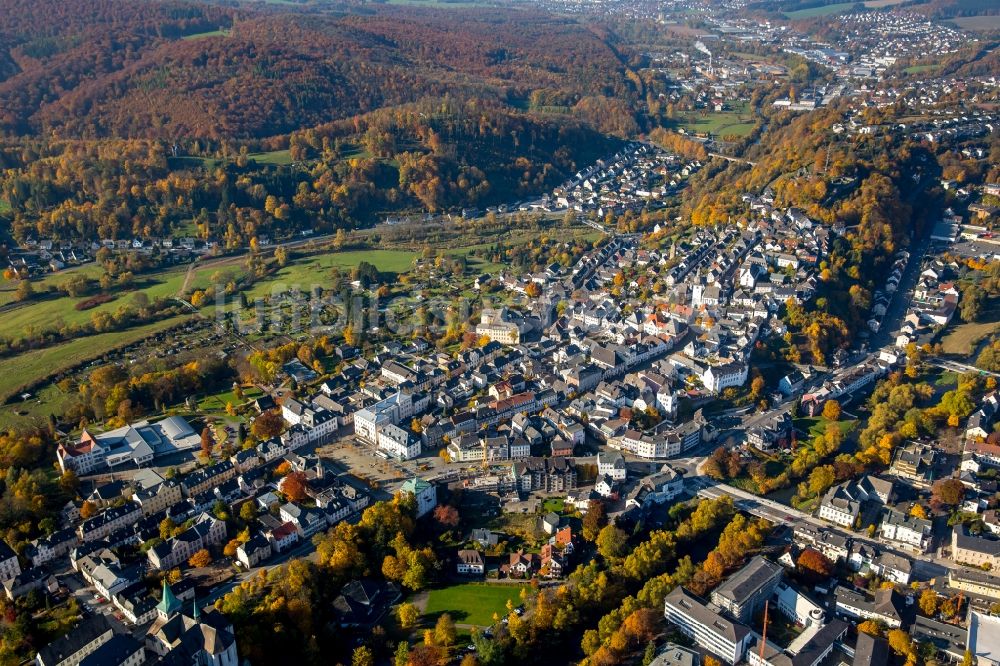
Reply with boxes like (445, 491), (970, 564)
(57, 416), (200, 474)
(475, 307), (527, 345)
(377, 423), (420, 460)
(355, 392), (413, 446)
(664, 587), (753, 665)
(703, 362), (749, 393)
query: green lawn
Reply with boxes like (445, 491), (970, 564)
(904, 64), (939, 75)
(197, 386), (263, 412)
(0, 266), (191, 341)
(674, 102), (756, 138)
(248, 150), (292, 166)
(0, 314), (192, 404)
(0, 382), (78, 430)
(784, 2), (856, 18)
(243, 250), (418, 299)
(542, 498), (566, 514)
(423, 583), (528, 626)
(182, 29), (230, 40)
(794, 416), (857, 438)
(0, 263), (105, 307)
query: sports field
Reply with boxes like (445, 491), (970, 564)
(423, 583), (528, 626)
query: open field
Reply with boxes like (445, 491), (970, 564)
(182, 29), (230, 40)
(905, 64), (939, 74)
(0, 314), (192, 404)
(784, 2), (856, 18)
(794, 416), (858, 438)
(941, 319), (1000, 355)
(423, 583), (528, 626)
(242, 249), (418, 299)
(0, 263), (105, 307)
(863, 0), (908, 7)
(248, 150), (293, 166)
(674, 102), (756, 138)
(0, 383), (78, 430)
(0, 266), (191, 341)
(949, 15), (1000, 32)
(197, 386), (264, 413)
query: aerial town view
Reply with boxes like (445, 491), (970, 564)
(0, 0), (998, 664)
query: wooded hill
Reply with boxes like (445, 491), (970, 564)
(0, 0), (642, 140)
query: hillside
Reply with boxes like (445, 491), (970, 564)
(0, 0), (638, 140)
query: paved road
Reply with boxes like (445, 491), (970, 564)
(930, 357), (999, 378)
(688, 476), (953, 579)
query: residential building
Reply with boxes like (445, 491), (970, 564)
(0, 541), (20, 583)
(456, 550), (485, 576)
(833, 586), (904, 628)
(879, 509), (931, 552)
(35, 615), (114, 666)
(147, 513), (226, 571)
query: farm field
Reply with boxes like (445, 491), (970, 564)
(950, 15), (1000, 32)
(784, 2), (855, 18)
(0, 314), (192, 404)
(423, 583), (528, 626)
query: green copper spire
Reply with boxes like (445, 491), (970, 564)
(157, 578), (182, 618)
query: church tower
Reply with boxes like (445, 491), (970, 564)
(156, 578), (182, 621)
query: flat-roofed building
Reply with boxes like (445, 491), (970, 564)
(664, 586), (753, 665)
(710, 556), (783, 623)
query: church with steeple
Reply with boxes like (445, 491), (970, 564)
(145, 579), (239, 666)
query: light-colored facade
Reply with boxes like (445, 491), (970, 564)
(664, 587), (752, 665)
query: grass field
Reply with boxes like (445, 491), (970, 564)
(197, 386), (263, 413)
(243, 250), (418, 299)
(182, 29), (230, 40)
(863, 0), (908, 6)
(674, 102), (756, 138)
(0, 266), (191, 341)
(0, 263), (105, 307)
(784, 2), (856, 18)
(794, 416), (858, 438)
(0, 314), (191, 404)
(248, 150), (293, 166)
(905, 64), (939, 75)
(941, 320), (1000, 355)
(949, 15), (1000, 32)
(423, 584), (528, 626)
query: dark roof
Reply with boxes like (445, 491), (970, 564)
(332, 579), (401, 627)
(712, 555), (782, 606)
(36, 615), (113, 666)
(853, 632), (890, 666)
(78, 634), (143, 666)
